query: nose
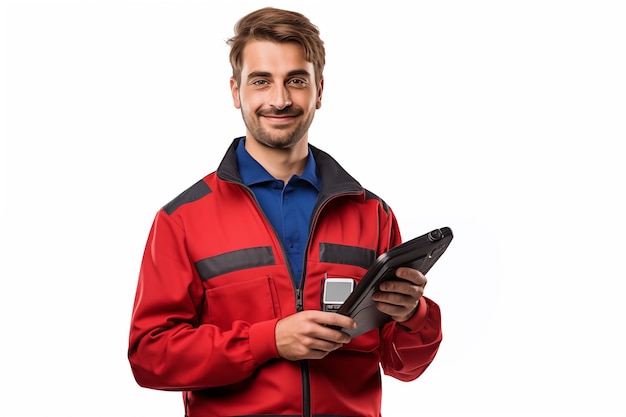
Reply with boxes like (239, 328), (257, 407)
(269, 84), (292, 110)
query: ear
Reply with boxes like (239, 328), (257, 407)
(316, 78), (324, 109)
(230, 77), (241, 109)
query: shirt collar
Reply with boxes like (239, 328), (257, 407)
(236, 138), (321, 191)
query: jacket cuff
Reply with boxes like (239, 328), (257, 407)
(249, 319), (281, 365)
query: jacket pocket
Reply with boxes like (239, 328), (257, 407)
(204, 276), (281, 330)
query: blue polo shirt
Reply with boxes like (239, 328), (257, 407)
(236, 139), (321, 285)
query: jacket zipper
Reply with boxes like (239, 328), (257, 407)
(295, 288), (304, 311)
(237, 184), (311, 416)
(301, 360), (311, 417)
(237, 183), (360, 417)
(296, 192), (358, 417)
(295, 197), (346, 417)
(296, 289), (310, 415)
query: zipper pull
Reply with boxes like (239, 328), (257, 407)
(296, 288), (304, 312)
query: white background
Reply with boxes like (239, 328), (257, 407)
(1, 0), (625, 416)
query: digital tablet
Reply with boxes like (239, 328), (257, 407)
(335, 226), (453, 337)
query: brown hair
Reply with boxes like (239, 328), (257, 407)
(226, 7), (325, 86)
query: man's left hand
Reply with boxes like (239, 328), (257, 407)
(372, 267), (427, 323)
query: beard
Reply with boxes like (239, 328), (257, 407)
(241, 106), (315, 150)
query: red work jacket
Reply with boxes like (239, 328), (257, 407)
(128, 138), (442, 417)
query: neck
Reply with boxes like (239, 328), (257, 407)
(244, 137), (309, 183)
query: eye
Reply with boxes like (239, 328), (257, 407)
(288, 78), (308, 87)
(252, 79), (269, 86)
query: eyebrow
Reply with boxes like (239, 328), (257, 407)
(246, 69), (312, 80)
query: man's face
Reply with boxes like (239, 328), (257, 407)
(230, 40), (323, 149)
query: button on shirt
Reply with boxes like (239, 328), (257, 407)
(236, 139), (321, 286)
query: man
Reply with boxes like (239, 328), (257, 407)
(128, 7), (442, 417)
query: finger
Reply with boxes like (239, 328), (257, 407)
(378, 280), (424, 298)
(307, 337), (346, 353)
(374, 300), (417, 323)
(288, 339), (339, 360)
(373, 290), (417, 308)
(309, 311), (357, 331)
(312, 325), (352, 344)
(374, 300), (409, 317)
(395, 267), (427, 286)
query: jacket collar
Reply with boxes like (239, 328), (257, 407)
(217, 137), (364, 199)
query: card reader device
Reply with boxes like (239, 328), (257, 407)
(321, 277), (355, 312)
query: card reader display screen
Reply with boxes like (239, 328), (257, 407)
(324, 281), (354, 303)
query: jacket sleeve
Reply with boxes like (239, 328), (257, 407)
(379, 296), (442, 381)
(127, 209), (280, 391)
(377, 206), (443, 381)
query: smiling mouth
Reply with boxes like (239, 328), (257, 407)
(264, 114), (294, 120)
(261, 110), (297, 116)
(260, 110), (300, 124)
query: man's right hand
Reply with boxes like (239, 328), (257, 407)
(275, 310), (357, 360)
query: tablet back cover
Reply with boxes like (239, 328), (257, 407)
(336, 227), (453, 337)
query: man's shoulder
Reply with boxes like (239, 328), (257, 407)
(162, 174), (217, 216)
(363, 189), (390, 215)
